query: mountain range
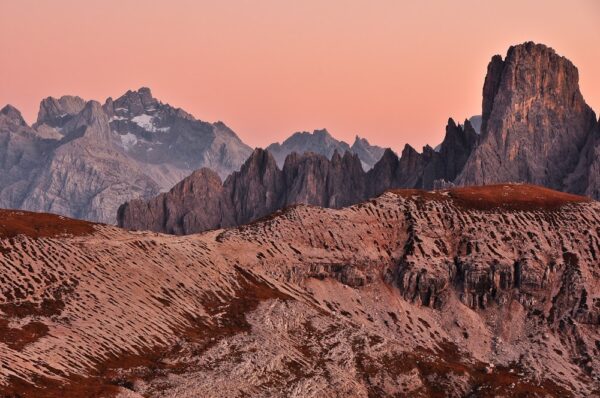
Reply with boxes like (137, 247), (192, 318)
(2, 41), (600, 398)
(118, 117), (478, 234)
(118, 42), (599, 234)
(266, 129), (386, 170)
(0, 91), (391, 224)
(3, 43), (597, 227)
(0, 88), (253, 223)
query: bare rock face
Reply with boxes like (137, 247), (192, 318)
(434, 118), (479, 181)
(2, 185), (599, 397)
(0, 106), (53, 208)
(365, 148), (401, 195)
(266, 129), (385, 170)
(282, 150), (367, 208)
(224, 148), (285, 224)
(457, 42), (598, 193)
(0, 104), (27, 127)
(0, 88), (252, 223)
(565, 118), (600, 199)
(468, 114), (482, 134)
(103, 88), (252, 179)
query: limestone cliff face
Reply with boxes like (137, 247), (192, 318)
(117, 168), (227, 234)
(224, 148), (285, 224)
(34, 95), (86, 133)
(457, 42), (598, 191)
(565, 118), (600, 199)
(0, 106), (53, 208)
(21, 101), (161, 222)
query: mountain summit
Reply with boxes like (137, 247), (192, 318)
(457, 42), (598, 194)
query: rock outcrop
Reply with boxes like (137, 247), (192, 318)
(2, 185), (599, 397)
(0, 88), (252, 223)
(266, 129), (385, 170)
(33, 95), (86, 135)
(457, 42), (598, 193)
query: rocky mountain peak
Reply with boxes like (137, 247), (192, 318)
(237, 148), (278, 178)
(35, 95), (86, 127)
(266, 129), (386, 170)
(352, 135), (366, 146)
(441, 118), (477, 151)
(350, 135), (386, 170)
(480, 54), (504, 135)
(0, 104), (27, 127)
(457, 41), (597, 190)
(109, 87), (159, 117)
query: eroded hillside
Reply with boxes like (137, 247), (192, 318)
(0, 185), (599, 397)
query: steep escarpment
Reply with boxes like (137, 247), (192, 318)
(2, 185), (599, 397)
(119, 118), (478, 234)
(457, 42), (598, 193)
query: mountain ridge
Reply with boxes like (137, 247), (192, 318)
(1, 41), (599, 227)
(266, 128), (386, 170)
(118, 117), (479, 234)
(0, 88), (253, 223)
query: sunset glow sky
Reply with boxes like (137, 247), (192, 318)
(1, 0), (599, 151)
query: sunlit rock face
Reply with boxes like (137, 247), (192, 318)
(457, 42), (598, 195)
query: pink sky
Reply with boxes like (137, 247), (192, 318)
(1, 1), (599, 152)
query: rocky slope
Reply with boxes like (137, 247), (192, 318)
(118, 118), (477, 234)
(457, 42), (598, 194)
(2, 184), (599, 397)
(266, 129), (386, 170)
(0, 88), (252, 223)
